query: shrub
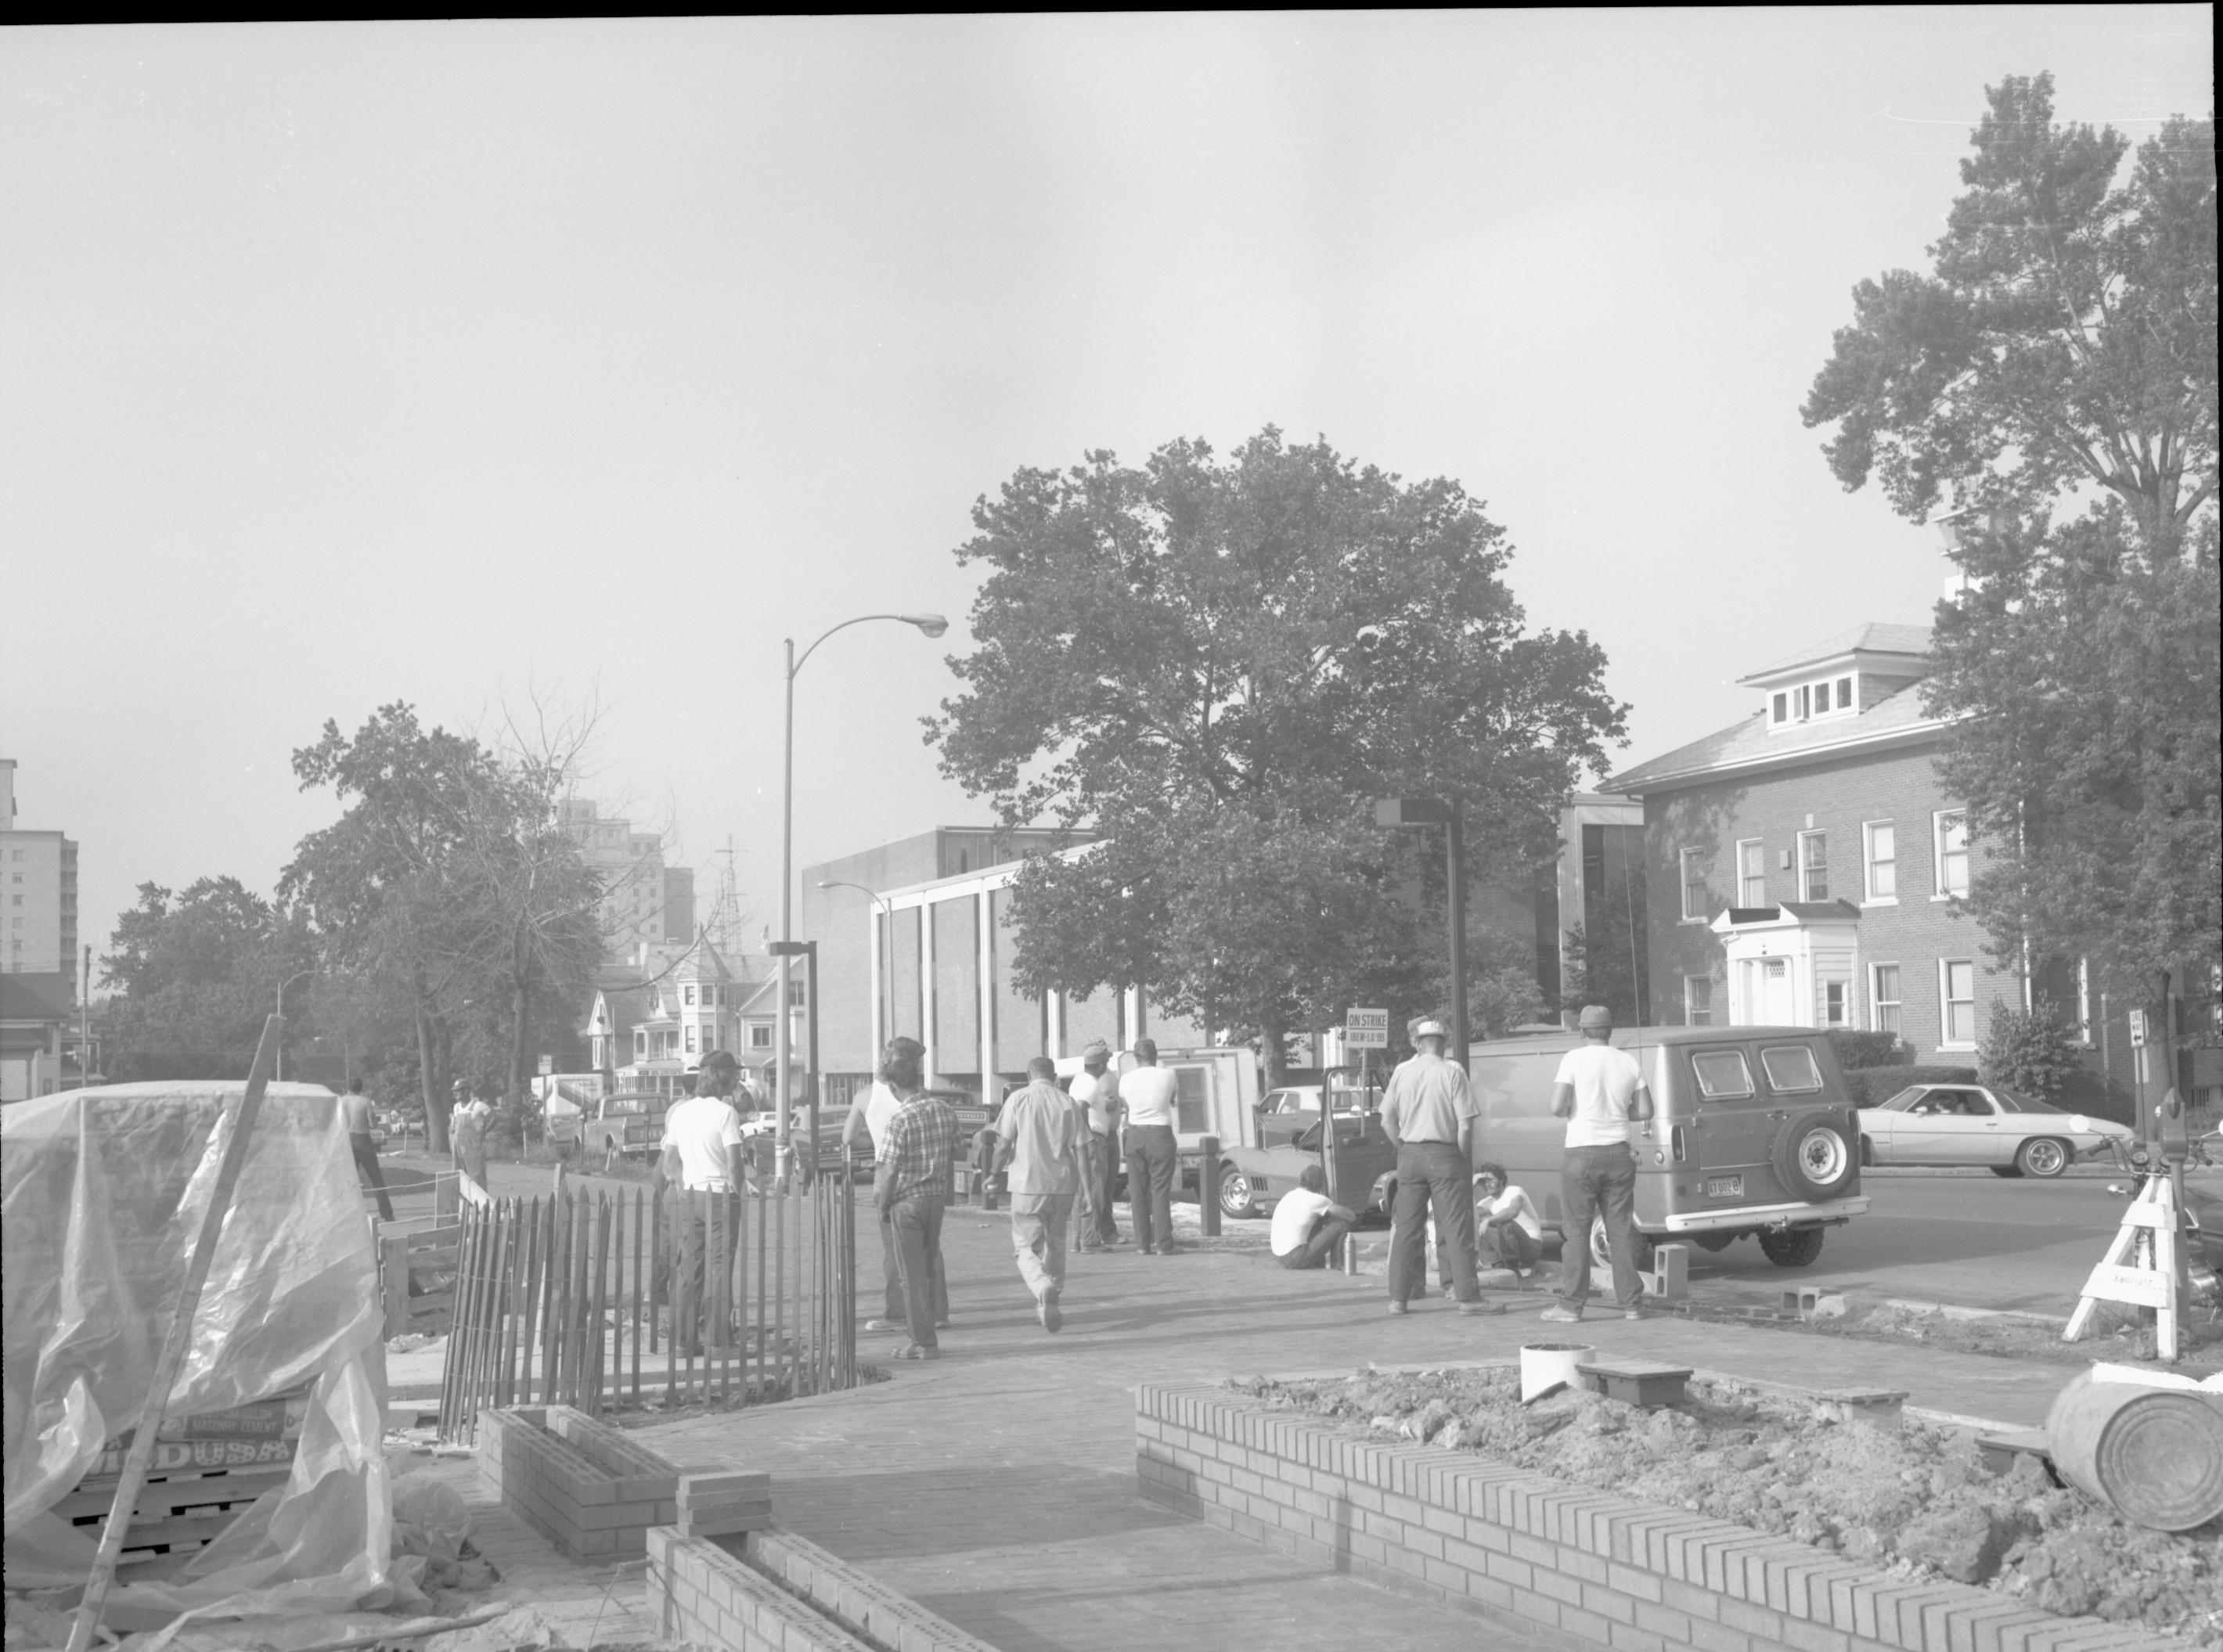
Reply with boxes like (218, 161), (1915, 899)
(1980, 1001), (2081, 1101)
(1827, 1029), (1911, 1071)
(1841, 1063), (1980, 1108)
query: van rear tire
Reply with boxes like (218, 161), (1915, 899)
(1758, 1226), (1825, 1268)
(1775, 1114), (1857, 1201)
(1590, 1215), (1656, 1276)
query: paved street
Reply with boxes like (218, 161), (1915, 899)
(380, 1150), (2219, 1321)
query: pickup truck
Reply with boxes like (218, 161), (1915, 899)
(582, 1091), (669, 1168)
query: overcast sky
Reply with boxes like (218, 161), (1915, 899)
(2, 10), (2212, 974)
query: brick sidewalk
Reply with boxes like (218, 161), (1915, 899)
(615, 1200), (2072, 1651)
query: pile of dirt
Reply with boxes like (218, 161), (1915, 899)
(1814, 1301), (2223, 1377)
(1230, 1366), (2223, 1645)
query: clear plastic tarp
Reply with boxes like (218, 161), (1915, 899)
(3, 1082), (393, 1638)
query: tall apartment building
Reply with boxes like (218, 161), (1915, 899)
(1, 761), (80, 1101)
(559, 798), (697, 963)
(0, 761), (77, 986)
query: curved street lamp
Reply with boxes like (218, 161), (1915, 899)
(777, 614), (947, 1171)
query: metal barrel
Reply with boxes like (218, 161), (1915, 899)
(2042, 1369), (2223, 1532)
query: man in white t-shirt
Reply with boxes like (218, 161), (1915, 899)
(1118, 1039), (1181, 1254)
(1471, 1163), (1541, 1279)
(1270, 1164), (1356, 1270)
(1068, 1040), (1125, 1249)
(658, 1074), (748, 1355)
(844, 1069), (908, 1330)
(1541, 1005), (1654, 1323)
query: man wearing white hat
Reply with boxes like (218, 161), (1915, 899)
(1379, 1017), (1486, 1314)
(1540, 1004), (1654, 1323)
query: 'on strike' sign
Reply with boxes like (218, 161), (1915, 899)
(1345, 1008), (1390, 1049)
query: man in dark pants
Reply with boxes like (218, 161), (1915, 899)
(1068, 1039), (1124, 1248)
(1541, 1005), (1654, 1323)
(874, 1038), (961, 1360)
(1380, 1018), (1486, 1314)
(338, 1078), (394, 1221)
(1118, 1038), (1180, 1254)
(1270, 1164), (1356, 1269)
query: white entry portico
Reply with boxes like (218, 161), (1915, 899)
(1709, 900), (1862, 1029)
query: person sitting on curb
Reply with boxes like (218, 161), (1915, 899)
(1269, 1164), (1355, 1270)
(1472, 1163), (1542, 1280)
(1541, 1004), (1654, 1324)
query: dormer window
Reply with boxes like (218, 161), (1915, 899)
(1767, 673), (1859, 731)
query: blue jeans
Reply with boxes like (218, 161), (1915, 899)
(1558, 1144), (1644, 1310)
(1389, 1143), (1479, 1304)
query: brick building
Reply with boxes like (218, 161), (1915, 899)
(1612, 625), (2049, 1057)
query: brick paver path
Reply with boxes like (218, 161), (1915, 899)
(611, 1198), (2070, 1652)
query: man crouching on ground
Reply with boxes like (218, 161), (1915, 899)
(996, 1056), (1091, 1331)
(1270, 1164), (1355, 1270)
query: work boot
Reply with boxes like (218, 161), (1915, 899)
(1039, 1290), (1062, 1333)
(1539, 1304), (1584, 1323)
(1388, 1300), (1409, 1315)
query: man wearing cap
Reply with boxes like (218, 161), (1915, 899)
(1541, 1005), (1654, 1323)
(1379, 1018), (1486, 1314)
(1118, 1038), (1180, 1254)
(1068, 1039), (1124, 1249)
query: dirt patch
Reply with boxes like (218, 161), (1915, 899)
(1229, 1366), (2223, 1645)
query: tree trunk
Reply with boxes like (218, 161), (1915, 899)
(506, 974), (531, 1112)
(415, 1002), (451, 1157)
(1260, 1004), (1290, 1089)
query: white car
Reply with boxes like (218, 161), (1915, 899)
(1856, 1082), (2133, 1178)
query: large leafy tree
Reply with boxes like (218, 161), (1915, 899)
(99, 878), (315, 1081)
(1802, 74), (2220, 1038)
(928, 429), (1625, 1078)
(282, 702), (606, 1147)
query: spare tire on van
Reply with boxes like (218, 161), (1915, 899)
(1774, 1111), (1857, 1201)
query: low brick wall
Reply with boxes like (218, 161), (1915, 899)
(478, 1405), (679, 1562)
(1136, 1381), (2175, 1652)
(647, 1524), (997, 1652)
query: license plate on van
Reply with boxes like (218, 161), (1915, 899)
(1705, 1175), (1744, 1198)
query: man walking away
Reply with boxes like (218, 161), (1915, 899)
(874, 1038), (961, 1360)
(1270, 1164), (1354, 1270)
(1118, 1038), (1180, 1255)
(842, 1047), (910, 1332)
(1380, 1018), (1486, 1314)
(1472, 1163), (1542, 1279)
(340, 1078), (395, 1222)
(656, 1070), (747, 1355)
(997, 1056), (1090, 1330)
(1542, 1005), (1654, 1323)
(1068, 1039), (1124, 1248)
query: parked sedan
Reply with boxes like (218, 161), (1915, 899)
(1253, 1083), (1371, 1146)
(1857, 1082), (2133, 1178)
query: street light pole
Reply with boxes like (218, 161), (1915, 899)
(778, 614), (948, 1183)
(1375, 796), (1469, 1073)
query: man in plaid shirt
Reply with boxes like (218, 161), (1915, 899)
(873, 1036), (960, 1359)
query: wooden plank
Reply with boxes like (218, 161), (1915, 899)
(49, 1467), (292, 1523)
(2083, 1261), (2174, 1308)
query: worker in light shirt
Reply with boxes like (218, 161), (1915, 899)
(1117, 1038), (1181, 1255)
(1269, 1164), (1356, 1270)
(1472, 1163), (1541, 1279)
(1540, 1004), (1654, 1323)
(842, 1064), (909, 1332)
(1067, 1039), (1124, 1249)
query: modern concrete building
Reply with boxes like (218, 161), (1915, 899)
(560, 798), (695, 962)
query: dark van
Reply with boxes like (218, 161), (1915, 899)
(1382, 1024), (1867, 1271)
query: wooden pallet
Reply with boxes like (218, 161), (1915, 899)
(59, 1462), (294, 1561)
